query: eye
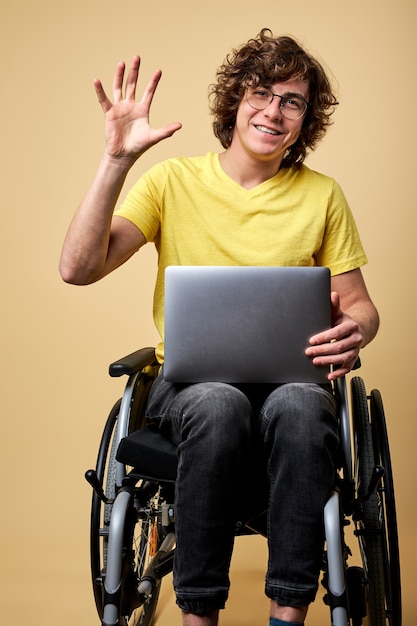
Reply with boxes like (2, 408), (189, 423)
(252, 88), (271, 99)
(282, 96), (304, 110)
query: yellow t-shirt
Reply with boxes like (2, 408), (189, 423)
(116, 152), (367, 362)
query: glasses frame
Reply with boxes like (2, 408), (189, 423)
(245, 86), (309, 121)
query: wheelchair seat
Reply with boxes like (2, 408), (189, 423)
(116, 426), (177, 483)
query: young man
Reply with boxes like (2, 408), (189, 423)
(60, 29), (379, 626)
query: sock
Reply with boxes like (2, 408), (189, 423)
(270, 618), (304, 626)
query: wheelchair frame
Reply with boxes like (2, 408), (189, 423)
(85, 347), (402, 626)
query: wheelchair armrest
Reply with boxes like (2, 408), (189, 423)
(109, 347), (157, 377)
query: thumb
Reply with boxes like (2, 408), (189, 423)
(153, 121), (183, 143)
(331, 291), (343, 326)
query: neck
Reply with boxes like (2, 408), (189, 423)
(219, 146), (284, 190)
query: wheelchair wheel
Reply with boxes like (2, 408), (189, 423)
(90, 409), (167, 626)
(90, 398), (122, 617)
(90, 363), (168, 626)
(370, 389), (402, 626)
(351, 376), (397, 626)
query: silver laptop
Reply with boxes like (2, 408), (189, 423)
(163, 266), (331, 384)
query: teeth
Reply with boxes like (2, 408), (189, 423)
(255, 125), (279, 135)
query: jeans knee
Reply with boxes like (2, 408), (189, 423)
(260, 383), (338, 451)
(180, 383), (252, 445)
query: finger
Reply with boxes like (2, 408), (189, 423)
(139, 68), (163, 109)
(306, 333), (360, 361)
(327, 365), (352, 381)
(112, 61), (126, 102)
(125, 55), (141, 100)
(329, 350), (360, 379)
(309, 316), (359, 347)
(93, 78), (112, 113)
(309, 325), (341, 347)
(307, 339), (359, 379)
(310, 347), (358, 367)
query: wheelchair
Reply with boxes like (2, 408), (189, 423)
(85, 347), (402, 626)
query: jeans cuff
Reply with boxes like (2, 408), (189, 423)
(265, 582), (317, 607)
(176, 590), (228, 614)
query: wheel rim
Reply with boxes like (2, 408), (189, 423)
(351, 377), (386, 625)
(370, 389), (402, 626)
(90, 399), (121, 617)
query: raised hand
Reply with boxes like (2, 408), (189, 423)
(93, 55), (182, 161)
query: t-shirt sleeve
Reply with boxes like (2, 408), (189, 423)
(317, 180), (368, 275)
(114, 164), (164, 243)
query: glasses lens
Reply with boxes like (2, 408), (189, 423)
(280, 96), (307, 120)
(246, 87), (272, 110)
(246, 88), (307, 120)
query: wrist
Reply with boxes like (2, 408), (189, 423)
(101, 151), (138, 172)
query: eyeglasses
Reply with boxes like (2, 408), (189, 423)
(246, 86), (308, 120)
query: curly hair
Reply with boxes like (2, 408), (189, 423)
(209, 29), (338, 168)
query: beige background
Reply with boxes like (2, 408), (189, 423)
(1, 0), (415, 624)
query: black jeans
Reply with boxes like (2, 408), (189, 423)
(146, 373), (338, 614)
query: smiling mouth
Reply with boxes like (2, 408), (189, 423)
(254, 125), (281, 136)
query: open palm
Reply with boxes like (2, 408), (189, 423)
(94, 56), (182, 160)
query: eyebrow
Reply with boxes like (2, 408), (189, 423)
(273, 89), (309, 103)
(258, 85), (308, 102)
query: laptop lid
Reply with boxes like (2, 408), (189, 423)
(163, 266), (331, 384)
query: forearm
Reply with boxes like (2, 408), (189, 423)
(59, 153), (134, 284)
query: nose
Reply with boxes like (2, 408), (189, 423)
(263, 95), (283, 119)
